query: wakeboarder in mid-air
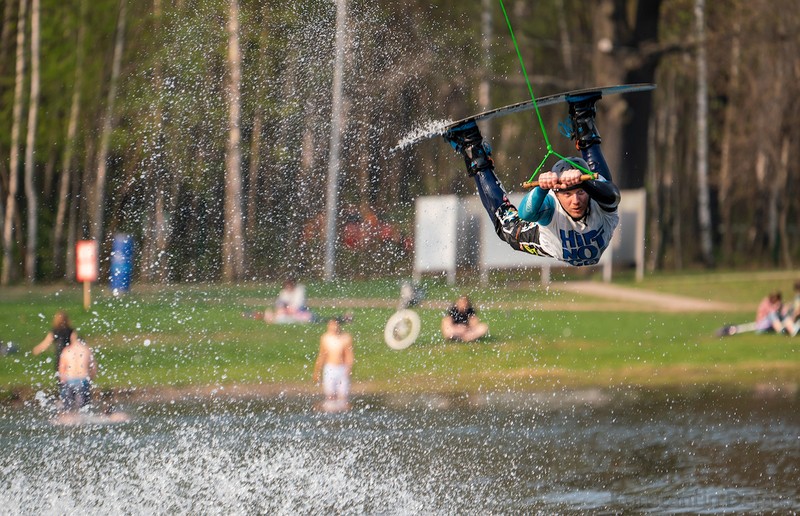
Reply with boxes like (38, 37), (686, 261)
(443, 90), (621, 267)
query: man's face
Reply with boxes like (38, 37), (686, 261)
(555, 188), (589, 219)
(327, 319), (340, 334)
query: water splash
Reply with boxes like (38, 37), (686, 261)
(390, 118), (454, 154)
(2, 393), (798, 513)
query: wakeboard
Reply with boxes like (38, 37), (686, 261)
(51, 411), (131, 426)
(391, 83), (656, 153)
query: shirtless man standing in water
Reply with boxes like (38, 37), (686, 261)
(58, 338), (97, 412)
(313, 318), (354, 407)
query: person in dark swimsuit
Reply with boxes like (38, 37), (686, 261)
(33, 310), (78, 396)
(441, 295), (489, 342)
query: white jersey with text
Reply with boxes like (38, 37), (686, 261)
(536, 193), (619, 266)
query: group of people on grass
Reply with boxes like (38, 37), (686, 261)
(309, 290), (487, 410)
(252, 278), (489, 409)
(30, 283), (489, 417)
(717, 280), (800, 337)
(259, 278), (489, 343)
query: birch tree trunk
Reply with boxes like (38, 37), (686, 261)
(222, 0), (244, 281)
(323, 0), (347, 281)
(0, 0), (12, 234)
(1, 0), (27, 285)
(23, 0), (40, 282)
(91, 0), (126, 247)
(750, 150), (768, 256)
(694, 0), (713, 266)
(53, 0), (86, 278)
(65, 137), (92, 281)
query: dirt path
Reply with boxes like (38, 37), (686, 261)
(553, 281), (748, 313)
(301, 281), (749, 313)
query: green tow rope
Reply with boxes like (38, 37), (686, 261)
(497, 0), (593, 183)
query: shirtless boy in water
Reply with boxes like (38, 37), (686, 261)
(58, 338), (97, 412)
(312, 318), (354, 404)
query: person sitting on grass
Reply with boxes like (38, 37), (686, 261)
(781, 281), (800, 336)
(263, 279), (315, 324)
(441, 295), (489, 343)
(755, 291), (785, 334)
(717, 290), (792, 337)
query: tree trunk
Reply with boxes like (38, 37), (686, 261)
(140, 0), (170, 283)
(554, 0), (573, 75)
(0, 0), (16, 75)
(660, 74), (679, 269)
(222, 0), (244, 281)
(750, 150), (768, 258)
(647, 89), (665, 271)
(694, 0), (713, 266)
(23, 0), (40, 282)
(718, 18), (740, 258)
(324, 0), (347, 281)
(777, 136), (791, 267)
(296, 96), (321, 276)
(479, 0), (492, 140)
(91, 0), (126, 248)
(1, 0), (27, 285)
(592, 0), (661, 189)
(245, 107), (262, 275)
(66, 137), (93, 281)
(54, 0), (86, 278)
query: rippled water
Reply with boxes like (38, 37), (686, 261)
(1, 390), (798, 514)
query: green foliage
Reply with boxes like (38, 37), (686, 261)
(1, 0), (798, 283)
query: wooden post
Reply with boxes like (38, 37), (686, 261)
(76, 240), (98, 311)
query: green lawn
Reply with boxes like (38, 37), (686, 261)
(1, 271), (797, 399)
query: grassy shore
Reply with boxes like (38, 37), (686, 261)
(1, 270), (798, 401)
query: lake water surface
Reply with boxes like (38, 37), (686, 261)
(1, 389), (797, 514)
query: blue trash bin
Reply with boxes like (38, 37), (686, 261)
(110, 234), (134, 294)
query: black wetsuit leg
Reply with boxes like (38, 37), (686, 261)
(581, 143), (612, 182)
(473, 168), (509, 218)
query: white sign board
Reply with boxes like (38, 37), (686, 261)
(413, 195), (461, 283)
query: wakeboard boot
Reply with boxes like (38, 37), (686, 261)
(564, 92), (602, 150)
(443, 121), (494, 176)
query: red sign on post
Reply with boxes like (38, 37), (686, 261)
(76, 240), (98, 283)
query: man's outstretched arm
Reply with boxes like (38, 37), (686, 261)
(518, 187), (555, 223)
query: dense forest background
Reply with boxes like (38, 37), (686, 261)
(0, 0), (797, 284)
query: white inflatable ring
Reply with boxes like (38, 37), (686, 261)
(384, 309), (421, 350)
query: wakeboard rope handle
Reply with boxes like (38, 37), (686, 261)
(522, 173), (596, 190)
